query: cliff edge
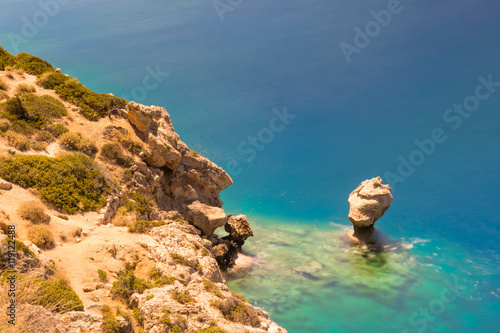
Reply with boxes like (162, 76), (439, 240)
(0, 47), (286, 333)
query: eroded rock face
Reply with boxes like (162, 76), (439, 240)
(125, 101), (232, 219)
(348, 177), (393, 241)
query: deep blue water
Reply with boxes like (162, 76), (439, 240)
(2, 1), (500, 332)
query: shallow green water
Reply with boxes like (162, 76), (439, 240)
(228, 218), (500, 333)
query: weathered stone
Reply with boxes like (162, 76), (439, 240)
(0, 182), (13, 190)
(348, 176), (393, 242)
(225, 215), (253, 245)
(185, 201), (227, 236)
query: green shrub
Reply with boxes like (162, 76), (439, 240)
(0, 94), (66, 130)
(14, 52), (53, 76)
(36, 71), (69, 90)
(98, 269), (108, 281)
(149, 267), (176, 287)
(128, 220), (165, 233)
(46, 123), (69, 137)
(59, 132), (98, 156)
(0, 153), (109, 214)
(27, 275), (84, 312)
(202, 279), (224, 298)
(27, 225), (54, 249)
(110, 270), (150, 301)
(0, 77), (8, 91)
(21, 93), (67, 119)
(101, 305), (121, 333)
(0, 91), (8, 101)
(53, 78), (126, 121)
(16, 83), (36, 95)
(124, 192), (153, 214)
(171, 290), (195, 305)
(101, 142), (134, 167)
(17, 200), (51, 224)
(0, 46), (15, 70)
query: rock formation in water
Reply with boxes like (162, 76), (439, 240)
(347, 176), (393, 242)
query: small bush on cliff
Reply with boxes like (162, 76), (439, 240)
(101, 142), (134, 167)
(46, 123), (69, 137)
(27, 225), (55, 249)
(17, 201), (51, 224)
(0, 153), (109, 214)
(202, 279), (224, 298)
(37, 71), (69, 90)
(97, 269), (108, 282)
(170, 252), (189, 266)
(212, 296), (260, 327)
(123, 191), (153, 214)
(128, 220), (165, 233)
(101, 305), (121, 333)
(110, 270), (150, 301)
(171, 290), (196, 305)
(199, 323), (227, 333)
(59, 132), (98, 156)
(149, 267), (176, 287)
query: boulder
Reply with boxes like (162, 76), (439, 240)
(225, 215), (253, 245)
(185, 201), (227, 235)
(348, 177), (393, 242)
(0, 182), (13, 190)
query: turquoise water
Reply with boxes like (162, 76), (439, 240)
(2, 0), (500, 331)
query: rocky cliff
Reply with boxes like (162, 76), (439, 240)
(0, 50), (286, 333)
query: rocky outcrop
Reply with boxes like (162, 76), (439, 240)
(122, 101), (252, 265)
(348, 177), (393, 242)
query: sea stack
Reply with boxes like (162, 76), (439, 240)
(348, 177), (393, 243)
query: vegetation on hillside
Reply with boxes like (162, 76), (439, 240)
(0, 46), (126, 121)
(0, 153), (110, 214)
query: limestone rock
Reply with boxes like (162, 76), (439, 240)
(0, 182), (12, 190)
(185, 201), (227, 235)
(126, 101), (154, 132)
(225, 215), (254, 245)
(348, 176), (393, 228)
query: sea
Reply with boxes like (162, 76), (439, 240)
(1, 0), (499, 332)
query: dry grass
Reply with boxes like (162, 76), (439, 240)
(17, 200), (51, 224)
(0, 77), (8, 91)
(15, 83), (36, 95)
(27, 225), (55, 249)
(4, 130), (30, 151)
